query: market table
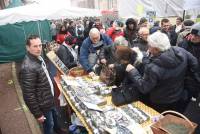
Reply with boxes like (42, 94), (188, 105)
(54, 75), (159, 134)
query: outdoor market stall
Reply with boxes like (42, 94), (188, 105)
(47, 51), (160, 134)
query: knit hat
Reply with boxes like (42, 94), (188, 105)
(183, 20), (194, 29)
(191, 23), (200, 36)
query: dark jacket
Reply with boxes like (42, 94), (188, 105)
(150, 26), (161, 34)
(19, 53), (54, 118)
(56, 44), (77, 69)
(128, 46), (199, 104)
(161, 29), (178, 46)
(179, 40), (200, 98)
(79, 34), (113, 72)
(99, 45), (116, 64)
(133, 38), (148, 52)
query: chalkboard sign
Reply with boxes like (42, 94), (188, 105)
(46, 51), (69, 75)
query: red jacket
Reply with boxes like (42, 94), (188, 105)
(106, 27), (124, 41)
(56, 32), (71, 44)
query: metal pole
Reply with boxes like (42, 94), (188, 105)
(183, 10), (186, 21)
(37, 21), (42, 40)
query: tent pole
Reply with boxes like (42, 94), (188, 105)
(22, 25), (27, 42)
(37, 21), (42, 40)
(183, 10), (186, 21)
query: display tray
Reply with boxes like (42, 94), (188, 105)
(55, 75), (159, 134)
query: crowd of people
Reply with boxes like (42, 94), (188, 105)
(19, 16), (200, 134)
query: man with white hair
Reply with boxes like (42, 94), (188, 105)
(125, 31), (200, 113)
(79, 28), (113, 77)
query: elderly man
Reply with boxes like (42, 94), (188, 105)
(125, 31), (200, 113)
(133, 27), (149, 52)
(20, 35), (66, 134)
(79, 28), (113, 76)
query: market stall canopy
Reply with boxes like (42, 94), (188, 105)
(118, 0), (200, 18)
(183, 0), (200, 10)
(0, 3), (101, 26)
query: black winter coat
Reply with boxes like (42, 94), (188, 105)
(161, 29), (178, 46)
(132, 38), (148, 52)
(56, 44), (77, 69)
(128, 46), (199, 104)
(178, 40), (200, 98)
(20, 53), (54, 118)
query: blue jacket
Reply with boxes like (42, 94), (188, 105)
(79, 34), (113, 72)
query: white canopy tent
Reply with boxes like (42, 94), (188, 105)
(0, 2), (101, 62)
(117, 0), (200, 18)
(0, 3), (101, 26)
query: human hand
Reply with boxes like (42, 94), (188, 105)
(126, 64), (135, 72)
(37, 115), (46, 123)
(89, 71), (96, 77)
(100, 59), (107, 64)
(108, 64), (114, 69)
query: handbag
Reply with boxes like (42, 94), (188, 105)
(99, 65), (116, 86)
(111, 84), (140, 106)
(151, 110), (198, 134)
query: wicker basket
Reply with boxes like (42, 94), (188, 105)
(68, 66), (88, 77)
(151, 110), (197, 134)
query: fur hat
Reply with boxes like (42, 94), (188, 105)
(126, 18), (137, 26)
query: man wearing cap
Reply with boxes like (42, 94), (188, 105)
(179, 23), (200, 99)
(79, 28), (113, 77)
(180, 22), (200, 134)
(176, 19), (194, 45)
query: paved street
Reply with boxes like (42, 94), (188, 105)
(0, 62), (41, 134)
